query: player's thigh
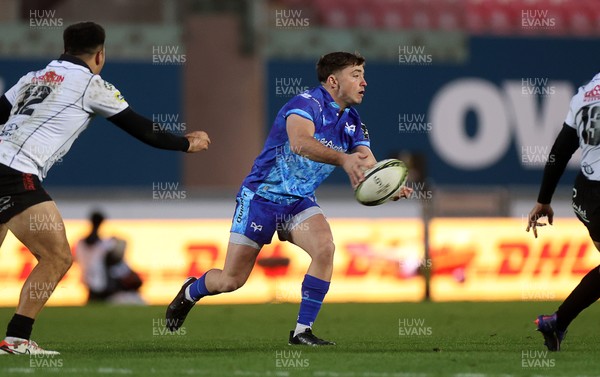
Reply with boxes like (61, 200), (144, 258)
(221, 241), (261, 282)
(287, 214), (334, 259)
(572, 176), (600, 249)
(6, 201), (70, 261)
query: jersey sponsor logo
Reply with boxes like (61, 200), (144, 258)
(0, 196), (13, 213)
(318, 137), (344, 152)
(235, 191), (248, 224)
(584, 85), (600, 102)
(31, 70), (64, 85)
(572, 202), (589, 223)
(22, 174), (36, 191)
(583, 162), (595, 175)
(361, 123), (370, 140)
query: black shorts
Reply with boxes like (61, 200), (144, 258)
(0, 163), (52, 224)
(572, 172), (600, 242)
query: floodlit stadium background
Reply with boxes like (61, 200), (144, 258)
(1, 0), (599, 306)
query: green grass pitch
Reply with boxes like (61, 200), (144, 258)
(1, 301), (599, 376)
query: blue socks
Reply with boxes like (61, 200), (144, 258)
(186, 272), (330, 336)
(186, 273), (212, 301)
(294, 274), (330, 336)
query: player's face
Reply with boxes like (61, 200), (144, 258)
(332, 64), (367, 107)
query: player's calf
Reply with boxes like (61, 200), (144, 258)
(213, 274), (247, 293)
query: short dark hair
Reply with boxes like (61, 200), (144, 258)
(63, 22), (105, 56)
(316, 52), (365, 83)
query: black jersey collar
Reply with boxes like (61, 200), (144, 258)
(57, 54), (93, 73)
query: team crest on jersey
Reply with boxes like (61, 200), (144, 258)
(101, 80), (125, 102)
(344, 122), (356, 135)
(103, 81), (116, 91)
(584, 85), (600, 102)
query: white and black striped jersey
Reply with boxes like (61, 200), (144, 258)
(0, 56), (129, 179)
(565, 72), (600, 180)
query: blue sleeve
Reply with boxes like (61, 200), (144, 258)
(283, 94), (320, 123)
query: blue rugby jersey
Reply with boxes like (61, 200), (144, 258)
(241, 86), (371, 204)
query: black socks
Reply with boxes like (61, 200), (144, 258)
(556, 264), (600, 332)
(6, 314), (34, 340)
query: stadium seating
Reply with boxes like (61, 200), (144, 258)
(272, 0), (600, 36)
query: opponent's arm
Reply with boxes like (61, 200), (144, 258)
(286, 114), (371, 187)
(536, 123), (579, 204)
(0, 95), (12, 125)
(108, 107), (210, 153)
(527, 123), (579, 237)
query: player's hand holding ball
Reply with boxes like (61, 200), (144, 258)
(185, 131), (211, 152)
(342, 151), (373, 189)
(354, 159), (409, 206)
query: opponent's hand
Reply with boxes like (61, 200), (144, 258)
(526, 202), (554, 238)
(390, 185), (413, 201)
(185, 131), (211, 152)
(343, 152), (373, 189)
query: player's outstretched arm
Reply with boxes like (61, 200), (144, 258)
(526, 123), (578, 237)
(286, 114), (371, 187)
(184, 131), (211, 152)
(108, 107), (210, 153)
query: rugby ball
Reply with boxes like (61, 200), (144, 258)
(355, 159), (408, 206)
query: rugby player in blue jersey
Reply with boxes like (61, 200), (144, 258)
(166, 52), (410, 345)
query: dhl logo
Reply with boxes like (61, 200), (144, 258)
(2, 239), (597, 284)
(498, 240), (597, 275)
